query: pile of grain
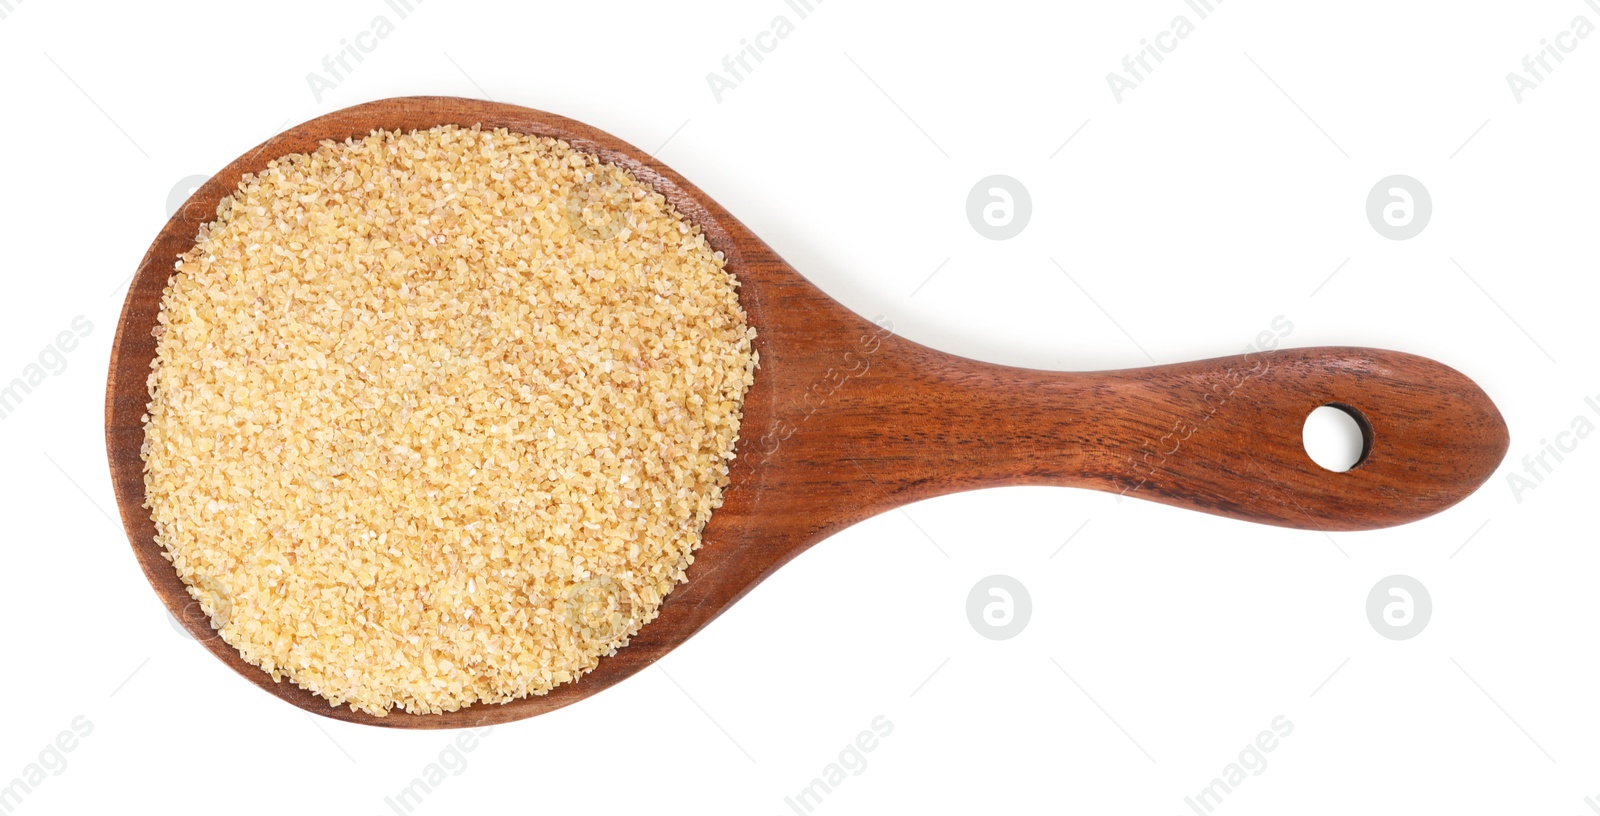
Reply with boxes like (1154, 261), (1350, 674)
(142, 125), (756, 715)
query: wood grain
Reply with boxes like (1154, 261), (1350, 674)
(105, 97), (1508, 728)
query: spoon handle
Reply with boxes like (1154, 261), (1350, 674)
(826, 345), (1507, 531)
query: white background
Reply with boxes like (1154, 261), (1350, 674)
(1, 1), (1596, 813)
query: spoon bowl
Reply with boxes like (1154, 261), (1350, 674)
(106, 96), (1509, 727)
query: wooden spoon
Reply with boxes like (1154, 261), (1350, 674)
(105, 97), (1508, 728)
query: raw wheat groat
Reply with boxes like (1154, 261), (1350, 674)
(143, 125), (756, 716)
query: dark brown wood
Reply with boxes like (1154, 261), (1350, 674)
(106, 97), (1509, 728)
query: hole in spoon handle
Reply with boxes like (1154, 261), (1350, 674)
(1100, 346), (1507, 531)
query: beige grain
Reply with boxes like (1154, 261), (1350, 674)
(143, 125), (755, 715)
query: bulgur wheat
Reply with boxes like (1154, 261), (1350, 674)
(142, 125), (756, 716)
